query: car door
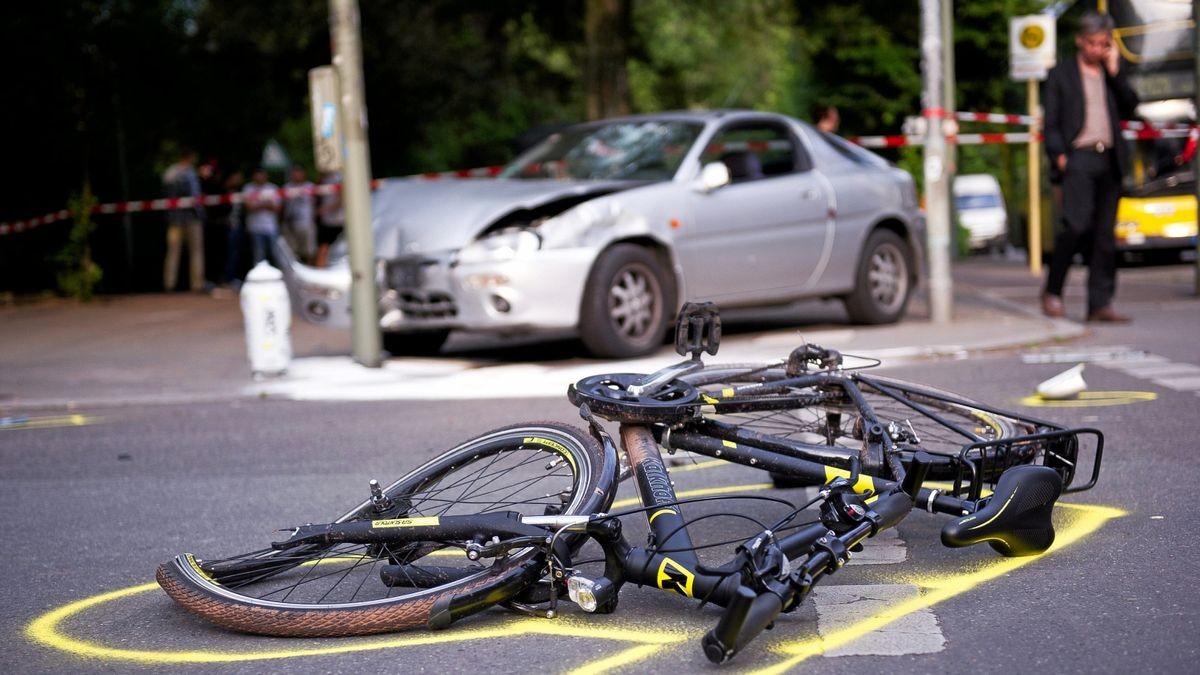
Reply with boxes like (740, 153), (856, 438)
(676, 120), (830, 304)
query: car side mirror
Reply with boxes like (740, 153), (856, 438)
(695, 161), (731, 193)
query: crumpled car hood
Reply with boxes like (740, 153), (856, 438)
(370, 178), (635, 256)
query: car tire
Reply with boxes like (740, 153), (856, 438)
(843, 229), (913, 325)
(382, 330), (450, 357)
(579, 244), (673, 359)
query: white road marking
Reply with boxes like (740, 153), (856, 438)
(1020, 346), (1153, 364)
(1109, 362), (1200, 377)
(811, 583), (945, 656)
(1152, 375), (1200, 391)
(1093, 352), (1200, 394)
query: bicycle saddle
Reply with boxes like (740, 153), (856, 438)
(941, 465), (1062, 557)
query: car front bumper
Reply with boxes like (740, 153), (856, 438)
(278, 240), (595, 335)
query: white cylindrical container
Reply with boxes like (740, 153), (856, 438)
(240, 261), (292, 379)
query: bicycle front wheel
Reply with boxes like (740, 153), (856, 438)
(157, 422), (615, 637)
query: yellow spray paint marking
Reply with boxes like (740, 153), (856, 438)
(0, 414), (102, 431)
(25, 586), (690, 668)
(748, 502), (1124, 674)
(1019, 391), (1157, 408)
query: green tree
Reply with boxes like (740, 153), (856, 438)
(628, 0), (799, 116)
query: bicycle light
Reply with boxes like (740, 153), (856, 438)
(567, 574), (615, 613)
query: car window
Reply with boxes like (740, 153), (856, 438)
(699, 122), (808, 183)
(500, 121), (704, 181)
(811, 129), (890, 168)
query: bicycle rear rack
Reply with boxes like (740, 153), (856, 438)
(950, 427), (1104, 500)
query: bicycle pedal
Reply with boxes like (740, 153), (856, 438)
(674, 301), (721, 358)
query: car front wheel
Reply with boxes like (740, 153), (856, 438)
(843, 229), (913, 325)
(579, 244), (672, 358)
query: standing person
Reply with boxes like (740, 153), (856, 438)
(281, 164), (316, 262)
(315, 170), (344, 268)
(162, 149), (206, 292)
(242, 168), (282, 266)
(1041, 11), (1139, 322)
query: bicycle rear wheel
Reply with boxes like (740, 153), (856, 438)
(682, 365), (1033, 483)
(157, 422), (615, 637)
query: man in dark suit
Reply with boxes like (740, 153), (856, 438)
(1041, 11), (1140, 322)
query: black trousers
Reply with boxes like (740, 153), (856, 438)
(1045, 148), (1121, 314)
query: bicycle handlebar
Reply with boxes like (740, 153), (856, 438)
(700, 490), (914, 663)
(702, 584), (784, 663)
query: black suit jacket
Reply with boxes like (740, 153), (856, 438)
(1043, 56), (1140, 179)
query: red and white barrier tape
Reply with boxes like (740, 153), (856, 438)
(955, 111), (1037, 125)
(851, 132), (1042, 148)
(852, 126), (1193, 149)
(952, 111), (1192, 133)
(0, 169), (503, 236)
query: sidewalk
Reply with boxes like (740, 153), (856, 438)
(2, 258), (1185, 410)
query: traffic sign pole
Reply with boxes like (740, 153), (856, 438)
(1028, 79), (1042, 276)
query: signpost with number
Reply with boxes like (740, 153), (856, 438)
(1010, 15), (1056, 276)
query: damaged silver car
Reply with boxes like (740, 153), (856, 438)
(279, 110), (922, 358)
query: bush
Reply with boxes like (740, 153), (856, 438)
(53, 186), (103, 301)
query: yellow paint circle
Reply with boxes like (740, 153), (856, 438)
(1019, 390), (1157, 408)
(1020, 24), (1045, 49)
(25, 582), (689, 666)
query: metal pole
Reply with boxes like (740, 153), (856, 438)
(922, 0), (953, 323)
(1193, 0), (1199, 295)
(1028, 80), (1042, 276)
(330, 0), (381, 367)
(941, 0), (959, 259)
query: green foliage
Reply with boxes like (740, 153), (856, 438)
(628, 0), (799, 114)
(794, 2), (921, 132)
(955, 0), (1046, 113)
(53, 186), (103, 301)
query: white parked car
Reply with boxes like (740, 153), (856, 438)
(953, 174), (1008, 253)
(280, 110), (923, 358)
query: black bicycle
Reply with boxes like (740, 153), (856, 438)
(158, 302), (1103, 663)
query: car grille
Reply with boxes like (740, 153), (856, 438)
(396, 290), (457, 319)
(386, 258), (429, 290)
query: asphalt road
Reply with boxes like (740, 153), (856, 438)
(4, 268), (1200, 674)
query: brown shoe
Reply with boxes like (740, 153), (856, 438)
(1087, 306), (1131, 323)
(1041, 293), (1065, 318)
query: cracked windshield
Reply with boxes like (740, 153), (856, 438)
(501, 121), (703, 181)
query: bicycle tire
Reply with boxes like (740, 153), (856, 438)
(681, 364), (1031, 482)
(157, 422), (615, 637)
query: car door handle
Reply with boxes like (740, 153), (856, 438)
(801, 189), (821, 200)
